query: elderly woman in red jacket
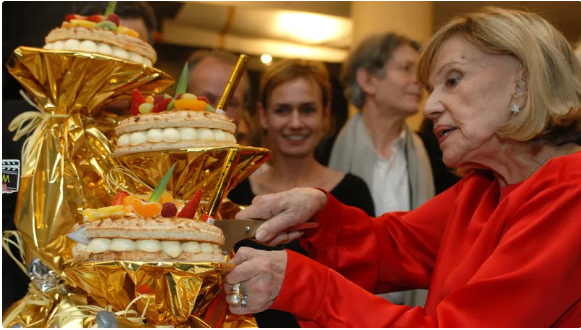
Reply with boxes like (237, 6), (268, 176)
(223, 7), (581, 327)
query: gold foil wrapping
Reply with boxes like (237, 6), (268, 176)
(6, 47), (264, 327)
(63, 261), (235, 326)
(2, 283), (91, 328)
(110, 146), (270, 210)
(6, 47), (174, 276)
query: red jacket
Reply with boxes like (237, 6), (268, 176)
(271, 151), (581, 327)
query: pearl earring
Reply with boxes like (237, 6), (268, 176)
(511, 104), (520, 114)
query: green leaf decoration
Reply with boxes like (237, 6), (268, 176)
(148, 163), (176, 203)
(167, 62), (189, 111)
(175, 62), (189, 96)
(104, 1), (117, 16)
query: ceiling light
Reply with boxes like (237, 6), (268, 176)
(261, 54), (273, 64)
(276, 11), (344, 44)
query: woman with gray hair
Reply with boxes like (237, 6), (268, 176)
(222, 7), (581, 327)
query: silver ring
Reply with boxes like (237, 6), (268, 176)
(241, 294), (248, 308)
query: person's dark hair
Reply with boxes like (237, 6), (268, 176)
(75, 1), (157, 44)
(187, 49), (240, 70)
(341, 32), (420, 109)
(187, 49), (250, 107)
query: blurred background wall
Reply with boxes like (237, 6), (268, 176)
(3, 1), (580, 128)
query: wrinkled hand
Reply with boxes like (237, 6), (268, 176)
(225, 247), (287, 315)
(235, 188), (327, 246)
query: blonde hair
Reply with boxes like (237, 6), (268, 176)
(417, 7), (581, 145)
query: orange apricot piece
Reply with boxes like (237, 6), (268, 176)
(174, 100), (206, 111)
(130, 199), (162, 218)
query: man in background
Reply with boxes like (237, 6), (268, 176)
(330, 32), (434, 307)
(187, 50), (250, 125)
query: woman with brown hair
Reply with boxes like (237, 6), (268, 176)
(228, 59), (374, 216)
(227, 59), (375, 327)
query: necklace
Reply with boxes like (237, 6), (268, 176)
(525, 145), (560, 181)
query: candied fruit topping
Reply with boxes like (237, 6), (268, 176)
(130, 198), (162, 218)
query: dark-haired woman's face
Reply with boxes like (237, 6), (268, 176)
(260, 77), (328, 159)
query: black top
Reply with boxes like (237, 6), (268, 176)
(227, 173), (375, 328)
(228, 173), (375, 217)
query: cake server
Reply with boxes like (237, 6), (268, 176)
(214, 219), (319, 253)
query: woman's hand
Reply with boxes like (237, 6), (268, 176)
(235, 188), (327, 246)
(225, 247), (287, 315)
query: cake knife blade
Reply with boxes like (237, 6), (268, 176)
(214, 219), (319, 253)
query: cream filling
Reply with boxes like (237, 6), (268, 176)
(117, 128), (236, 147)
(76, 238), (222, 257)
(44, 39), (153, 66)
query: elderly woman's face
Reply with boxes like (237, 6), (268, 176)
(422, 35), (523, 168)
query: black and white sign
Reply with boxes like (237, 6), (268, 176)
(2, 160), (20, 194)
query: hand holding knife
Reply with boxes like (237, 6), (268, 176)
(213, 219), (319, 253)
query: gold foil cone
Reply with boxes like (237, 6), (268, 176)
(6, 47), (174, 276)
(110, 146), (271, 215)
(8, 47), (173, 116)
(63, 261), (235, 326)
